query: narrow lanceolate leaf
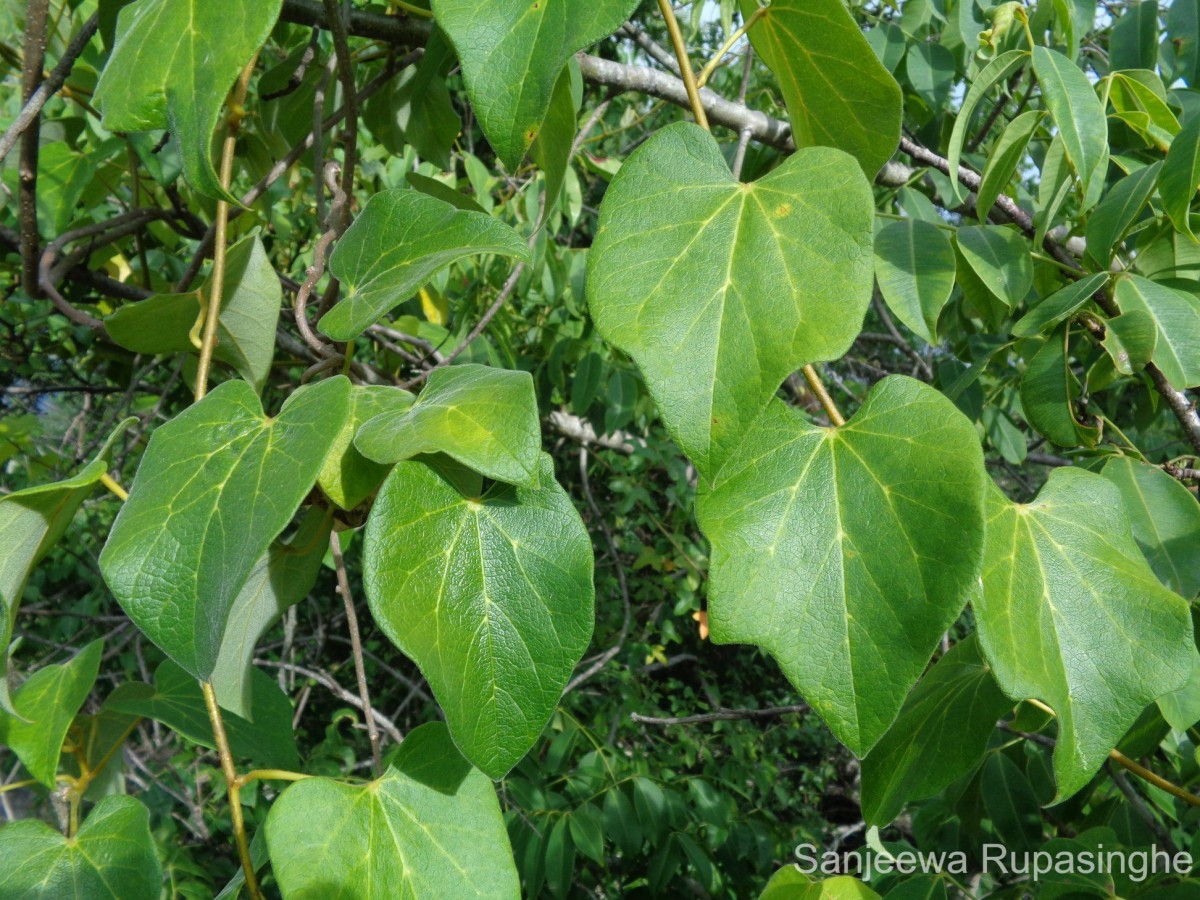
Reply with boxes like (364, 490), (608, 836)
(356, 365), (540, 487)
(318, 385), (415, 510)
(530, 61), (580, 225)
(93, 0), (284, 199)
(955, 225), (1033, 308)
(100, 377), (349, 679)
(0, 640), (102, 788)
(1011, 272), (1108, 337)
(431, 0), (638, 170)
(1113, 274), (1200, 389)
(105, 660), (299, 769)
(697, 378), (986, 754)
(364, 455), (593, 778)
(1160, 115), (1200, 239)
(0, 796), (161, 899)
(975, 471), (1194, 799)
(587, 123), (874, 475)
(106, 235), (282, 392)
(210, 508), (331, 719)
(873, 218), (956, 343)
(740, 0), (902, 176)
(977, 110), (1044, 220)
(947, 51), (1028, 204)
(1085, 162), (1161, 268)
(1101, 456), (1200, 599)
(860, 636), (1012, 826)
(319, 190), (530, 341)
(266, 722), (520, 897)
(1032, 46), (1108, 198)
(0, 421), (131, 715)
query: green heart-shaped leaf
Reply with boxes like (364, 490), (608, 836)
(100, 377), (349, 678)
(265, 722), (519, 896)
(106, 235), (282, 392)
(587, 122), (874, 475)
(741, 0), (902, 176)
(975, 469), (1194, 798)
(697, 377), (986, 754)
(431, 0), (637, 169)
(320, 190), (530, 341)
(355, 364), (540, 487)
(94, 0), (283, 199)
(0, 796), (161, 898)
(364, 455), (593, 778)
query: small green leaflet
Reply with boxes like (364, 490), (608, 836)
(94, 0), (284, 199)
(0, 420), (131, 716)
(1011, 272), (1108, 337)
(265, 722), (520, 896)
(0, 796), (161, 899)
(1101, 456), (1200, 599)
(1112, 274), (1200, 389)
(860, 636), (1012, 825)
(104, 660), (300, 769)
(210, 507), (331, 718)
(431, 0), (638, 170)
(697, 377), (986, 754)
(100, 377), (349, 679)
(319, 385), (415, 510)
(760, 871), (881, 900)
(1019, 327), (1100, 448)
(1032, 46), (1109, 200)
(955, 225), (1033, 308)
(0, 640), (103, 788)
(530, 62), (581, 226)
(1101, 309), (1157, 375)
(364, 455), (594, 778)
(587, 123), (874, 475)
(1085, 162), (1160, 268)
(974, 471), (1193, 799)
(976, 110), (1044, 220)
(319, 190), (530, 341)
(741, 0), (903, 176)
(873, 218), (956, 343)
(1109, 0), (1159, 71)
(947, 51), (1028, 205)
(106, 234), (282, 392)
(356, 364), (539, 487)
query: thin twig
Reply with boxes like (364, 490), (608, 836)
(329, 530), (382, 775)
(631, 704), (810, 726)
(18, 0), (50, 296)
(254, 659), (404, 744)
(322, 0), (359, 235)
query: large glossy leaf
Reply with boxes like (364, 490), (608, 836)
(975, 470), (1194, 798)
(1085, 162), (1160, 268)
(873, 218), (956, 343)
(1112, 274), (1200, 389)
(0, 796), (161, 899)
(106, 235), (282, 392)
(105, 660), (299, 769)
(93, 0), (283, 199)
(0, 421), (130, 715)
(741, 0), (902, 175)
(587, 122), (874, 474)
(265, 722), (520, 896)
(431, 0), (637, 170)
(955, 225), (1033, 308)
(364, 455), (593, 778)
(100, 377), (349, 678)
(0, 640), (102, 788)
(319, 190), (530, 341)
(210, 508), (331, 718)
(1101, 456), (1200, 599)
(318, 385), (415, 510)
(860, 636), (1012, 825)
(1110, 0), (1159, 71)
(355, 364), (540, 487)
(696, 377), (986, 754)
(1032, 46), (1108, 199)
